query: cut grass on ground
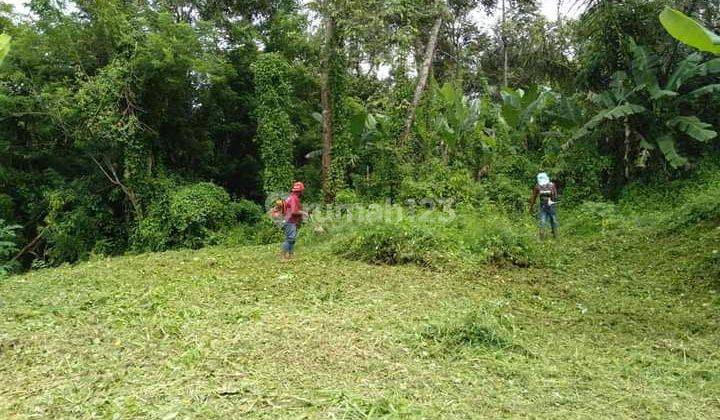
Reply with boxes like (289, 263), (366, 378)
(1, 227), (719, 418)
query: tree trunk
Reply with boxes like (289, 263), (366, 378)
(90, 155), (143, 219)
(399, 15), (443, 147)
(623, 117), (631, 180)
(557, 0), (562, 28)
(11, 230), (44, 263)
(320, 14), (336, 203)
(502, 0), (508, 88)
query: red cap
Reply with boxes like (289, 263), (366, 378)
(291, 181), (305, 192)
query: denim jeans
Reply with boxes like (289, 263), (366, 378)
(282, 222), (298, 253)
(539, 204), (559, 234)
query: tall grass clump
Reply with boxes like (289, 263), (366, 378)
(619, 161), (720, 232)
(562, 201), (637, 236)
(664, 185), (720, 231)
(448, 210), (540, 267)
(421, 313), (511, 350)
(417, 308), (523, 357)
(698, 250), (720, 285)
(331, 204), (540, 268)
(334, 216), (456, 267)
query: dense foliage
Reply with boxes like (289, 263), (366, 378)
(252, 53), (297, 196)
(0, 0), (718, 271)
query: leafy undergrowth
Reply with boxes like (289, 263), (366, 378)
(329, 207), (541, 268)
(1, 217), (719, 418)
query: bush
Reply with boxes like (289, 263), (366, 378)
(0, 193), (13, 221)
(219, 216), (285, 247)
(168, 182), (235, 248)
(564, 201), (630, 236)
(420, 312), (512, 350)
(700, 250), (720, 285)
(132, 182), (236, 251)
(335, 218), (454, 267)
(252, 53), (296, 195)
(216, 224), (255, 247)
(398, 161), (486, 207)
(0, 219), (20, 278)
(665, 186), (720, 231)
(42, 183), (124, 264)
(334, 189), (361, 205)
(233, 199), (264, 224)
(451, 211), (539, 267)
(481, 173), (529, 213)
(331, 205), (540, 268)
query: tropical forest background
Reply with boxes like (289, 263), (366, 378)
(0, 0), (719, 271)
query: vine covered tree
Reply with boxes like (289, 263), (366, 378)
(252, 52), (297, 196)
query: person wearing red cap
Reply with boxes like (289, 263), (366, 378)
(281, 181), (307, 260)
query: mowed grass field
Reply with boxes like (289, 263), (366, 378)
(1, 227), (719, 418)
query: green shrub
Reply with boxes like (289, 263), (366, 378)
(132, 182), (235, 251)
(334, 189), (361, 205)
(252, 217), (285, 244)
(334, 218), (455, 267)
(451, 212), (539, 267)
(0, 219), (20, 278)
(548, 135), (610, 204)
(252, 53), (296, 196)
(398, 161), (486, 207)
(42, 183), (124, 264)
(217, 216), (285, 247)
(132, 209), (172, 252)
(331, 205), (540, 268)
(0, 193), (13, 221)
(233, 199), (263, 224)
(700, 250), (720, 284)
(168, 182), (235, 248)
(665, 186), (720, 231)
(482, 173), (529, 212)
(216, 224), (254, 247)
(564, 201), (630, 236)
(619, 160), (720, 212)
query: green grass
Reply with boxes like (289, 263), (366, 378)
(1, 220), (719, 417)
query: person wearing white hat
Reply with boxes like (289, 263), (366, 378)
(529, 172), (559, 239)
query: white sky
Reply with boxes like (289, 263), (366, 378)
(539, 0), (585, 21)
(4, 0), (25, 12)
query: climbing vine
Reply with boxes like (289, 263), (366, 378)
(252, 53), (297, 196)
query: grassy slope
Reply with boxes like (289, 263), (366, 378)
(1, 223), (719, 418)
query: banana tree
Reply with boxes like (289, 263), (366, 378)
(573, 42), (720, 171)
(660, 7), (720, 55)
(417, 82), (486, 163)
(308, 104), (391, 180)
(499, 85), (556, 148)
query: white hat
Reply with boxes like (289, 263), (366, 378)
(537, 172), (550, 186)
